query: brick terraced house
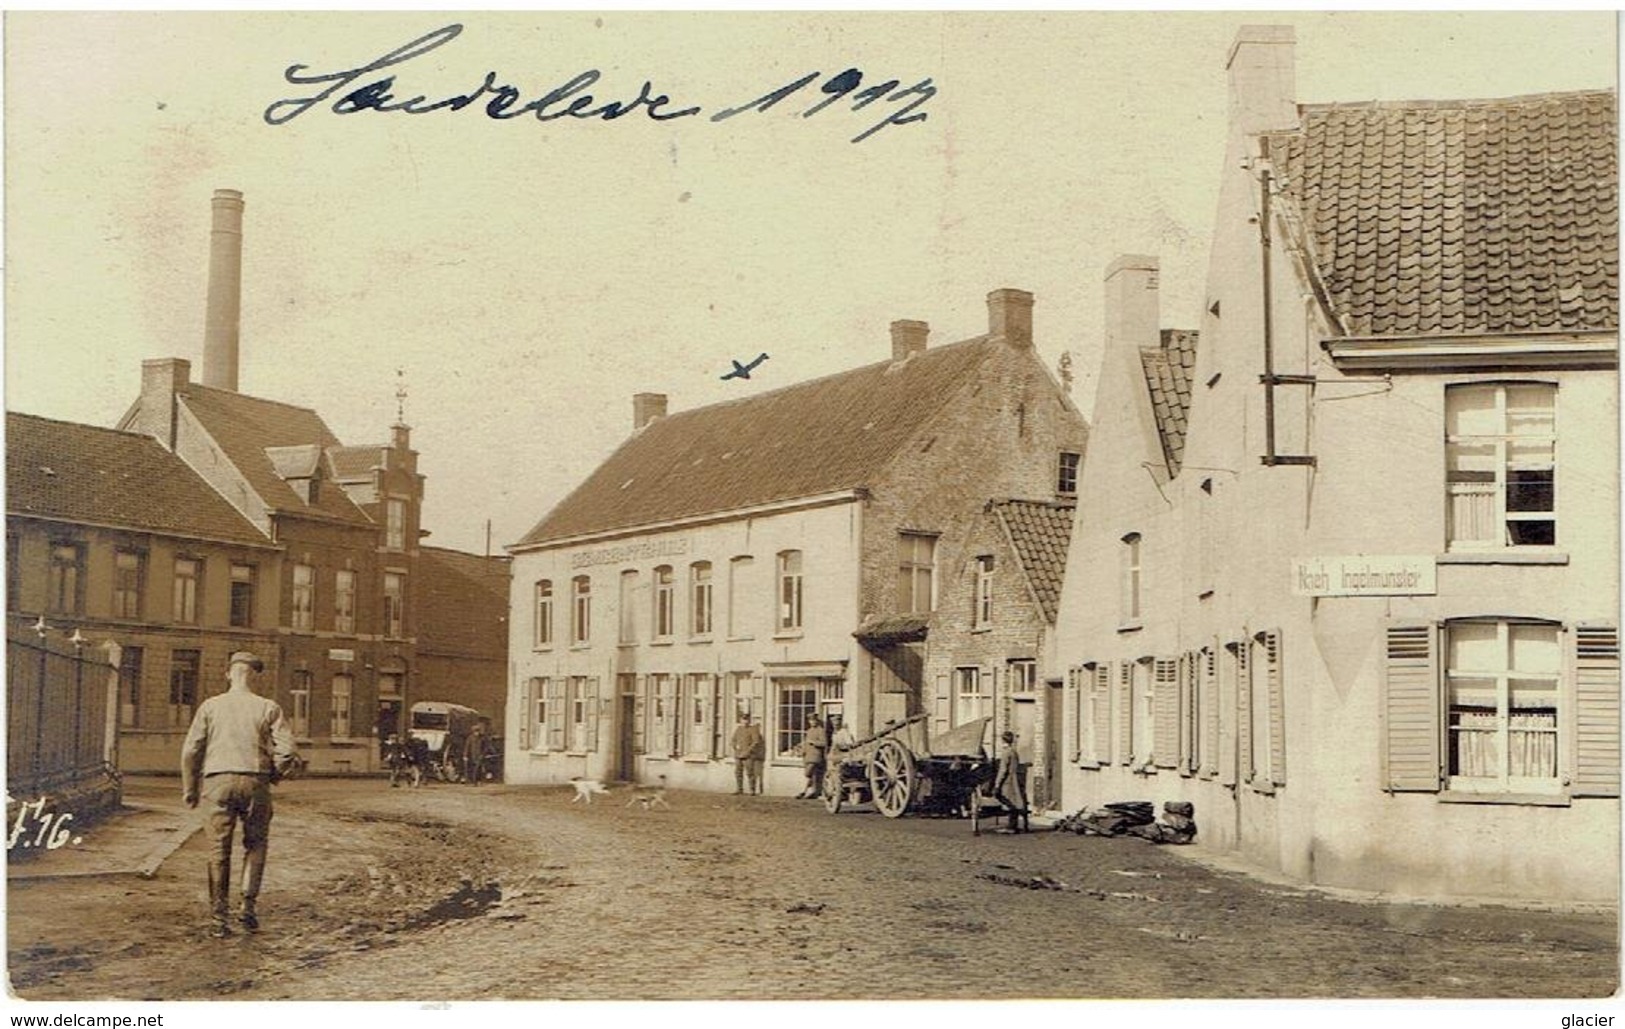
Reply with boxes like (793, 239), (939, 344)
(505, 292), (1088, 795)
(7, 190), (509, 774)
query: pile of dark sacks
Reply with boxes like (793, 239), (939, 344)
(1054, 800), (1197, 844)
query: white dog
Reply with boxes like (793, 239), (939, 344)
(570, 777), (610, 804)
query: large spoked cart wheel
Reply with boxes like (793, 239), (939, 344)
(868, 738), (916, 818)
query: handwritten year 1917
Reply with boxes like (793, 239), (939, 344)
(264, 23), (937, 144)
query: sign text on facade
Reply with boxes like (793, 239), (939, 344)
(570, 537), (691, 569)
(1290, 555), (1437, 597)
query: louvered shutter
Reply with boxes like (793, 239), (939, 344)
(702, 675), (718, 760)
(1201, 648), (1219, 779)
(633, 675), (647, 756)
(1235, 642), (1253, 783)
(1382, 623), (1441, 792)
(517, 678), (531, 751)
(1154, 658), (1179, 768)
(586, 677), (601, 752)
(1177, 654), (1193, 775)
(1118, 662), (1134, 765)
(546, 678), (566, 751)
(1092, 665), (1112, 765)
(932, 674), (950, 738)
(1068, 668), (1083, 763)
(1572, 624), (1620, 798)
(1264, 631), (1286, 786)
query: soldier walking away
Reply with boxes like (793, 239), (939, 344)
(180, 651), (300, 937)
(464, 723), (488, 785)
(731, 712), (765, 795)
(798, 714), (828, 799)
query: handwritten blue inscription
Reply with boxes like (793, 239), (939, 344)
(264, 24), (936, 144)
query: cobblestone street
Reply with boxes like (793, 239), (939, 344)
(8, 777), (1618, 1001)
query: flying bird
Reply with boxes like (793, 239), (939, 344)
(721, 353), (770, 381)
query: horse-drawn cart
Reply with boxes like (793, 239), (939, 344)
(821, 715), (1002, 830)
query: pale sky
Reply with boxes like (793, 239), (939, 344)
(4, 11), (1616, 556)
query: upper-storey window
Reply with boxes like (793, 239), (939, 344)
(1058, 451), (1081, 495)
(292, 563), (315, 631)
(383, 572), (405, 638)
(619, 570), (639, 644)
(229, 563), (256, 628)
(571, 575), (592, 645)
(386, 498), (406, 551)
(1446, 383), (1556, 549)
(897, 533), (937, 614)
(653, 566), (675, 640)
(1120, 533), (1142, 625)
(777, 551), (803, 632)
(334, 570), (356, 634)
(113, 550), (144, 620)
(173, 557), (200, 624)
(728, 556), (754, 638)
(48, 542), (84, 615)
(974, 555), (994, 629)
(690, 562), (713, 637)
(534, 580), (554, 648)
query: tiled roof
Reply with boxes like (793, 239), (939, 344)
(989, 499), (1075, 624)
(416, 546), (511, 657)
(329, 445), (387, 481)
(1267, 90), (1618, 337)
(6, 412), (270, 546)
(175, 386), (373, 525)
(518, 337), (1003, 546)
(1140, 329), (1198, 477)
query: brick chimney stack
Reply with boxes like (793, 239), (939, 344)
(633, 392), (668, 431)
(1227, 25), (1298, 136)
(140, 357), (191, 451)
(986, 288), (1034, 348)
(890, 320), (929, 361)
(1103, 255), (1161, 353)
(202, 188), (245, 392)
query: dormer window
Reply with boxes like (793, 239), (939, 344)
(386, 498), (406, 550)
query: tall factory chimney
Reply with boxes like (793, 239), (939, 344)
(202, 188), (244, 391)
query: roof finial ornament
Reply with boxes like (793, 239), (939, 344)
(395, 367), (408, 426)
(1058, 351), (1074, 394)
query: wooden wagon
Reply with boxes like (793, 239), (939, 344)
(820, 714), (1002, 830)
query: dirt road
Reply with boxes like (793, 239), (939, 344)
(8, 777), (1618, 1000)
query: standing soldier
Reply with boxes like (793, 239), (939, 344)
(798, 713), (828, 799)
(180, 651), (300, 937)
(464, 723), (488, 785)
(731, 711), (765, 795)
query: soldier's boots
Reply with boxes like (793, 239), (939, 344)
(239, 897), (259, 932)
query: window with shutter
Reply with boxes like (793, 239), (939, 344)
(586, 677), (601, 752)
(1068, 667), (1083, 764)
(1572, 624), (1620, 798)
(518, 679), (532, 750)
(1234, 640), (1252, 784)
(1201, 647), (1219, 779)
(546, 678), (566, 751)
(1181, 652), (1199, 776)
(1092, 664), (1112, 766)
(1263, 631), (1286, 786)
(1153, 658), (1178, 769)
(931, 672), (949, 738)
(1382, 623), (1441, 792)
(1117, 662), (1133, 766)
(632, 675), (648, 755)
